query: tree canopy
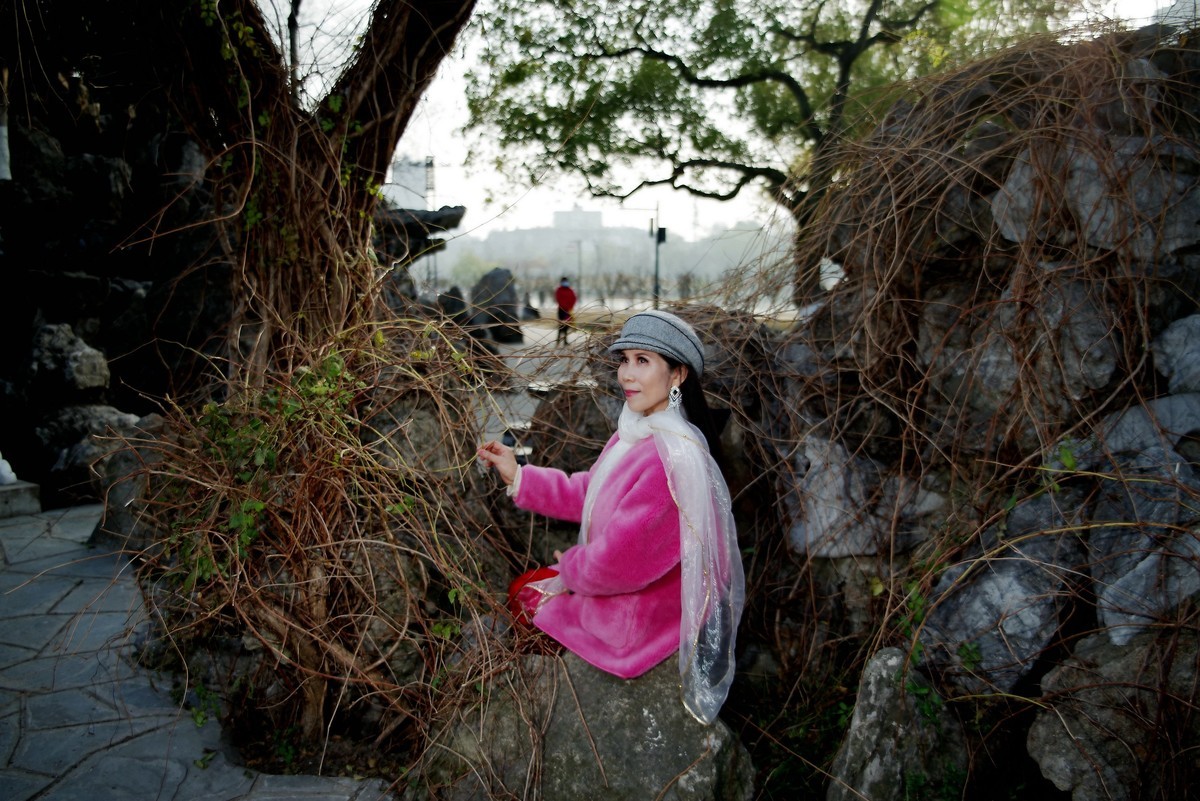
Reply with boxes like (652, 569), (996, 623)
(465, 0), (1079, 240)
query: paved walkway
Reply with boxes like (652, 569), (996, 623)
(0, 504), (395, 801)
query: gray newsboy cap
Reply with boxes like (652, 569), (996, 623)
(608, 310), (705, 376)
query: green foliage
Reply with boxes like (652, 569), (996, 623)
(243, 195), (264, 230)
(386, 496), (417, 516)
(904, 760), (968, 801)
(319, 93), (346, 135)
(199, 0), (218, 27)
(957, 640), (982, 673)
(905, 679), (945, 724)
(186, 682), (223, 727)
(430, 620), (461, 639)
(273, 726), (299, 768)
(1057, 440), (1078, 471)
(465, 0), (1078, 216)
(162, 354), (366, 592)
(746, 672), (859, 798)
(899, 580), (928, 662)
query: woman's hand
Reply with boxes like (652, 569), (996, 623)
(476, 440), (519, 486)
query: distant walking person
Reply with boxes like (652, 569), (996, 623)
(555, 276), (577, 346)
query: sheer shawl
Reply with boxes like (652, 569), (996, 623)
(579, 403), (744, 724)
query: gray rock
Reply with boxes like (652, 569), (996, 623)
(1065, 392), (1200, 471)
(31, 322), (110, 392)
(1086, 446), (1200, 645)
(926, 275), (1118, 455)
(920, 494), (1085, 695)
(418, 652), (753, 801)
(34, 403), (141, 504)
(90, 412), (166, 552)
(992, 88), (1200, 263)
(469, 268), (524, 344)
(783, 435), (943, 557)
(993, 143), (1078, 249)
(1036, 280), (1119, 402)
(1151, 314), (1200, 394)
(827, 647), (968, 801)
(1027, 630), (1200, 801)
(1073, 138), (1200, 260)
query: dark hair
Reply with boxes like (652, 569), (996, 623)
(665, 357), (727, 467)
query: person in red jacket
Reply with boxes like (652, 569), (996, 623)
(554, 276), (577, 346)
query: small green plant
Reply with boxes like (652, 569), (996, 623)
(171, 525), (219, 593)
(903, 760), (968, 801)
(905, 771), (930, 799)
(957, 640), (982, 673)
(227, 498), (266, 558)
(386, 496), (417, 516)
(1057, 440), (1078, 471)
(835, 699), (855, 729)
(243, 195), (264, 230)
(901, 581), (926, 630)
(899, 580), (927, 662)
(164, 352), (365, 587)
(199, 0), (217, 26)
(905, 679), (944, 725)
(273, 726), (299, 769)
(431, 620), (461, 639)
(319, 97), (343, 134)
(189, 682), (222, 727)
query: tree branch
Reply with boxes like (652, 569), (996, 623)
(586, 157), (802, 214)
(598, 42), (820, 144)
(331, 0), (476, 186)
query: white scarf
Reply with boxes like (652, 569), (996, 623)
(578, 403), (744, 724)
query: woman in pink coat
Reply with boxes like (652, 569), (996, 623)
(477, 310), (744, 724)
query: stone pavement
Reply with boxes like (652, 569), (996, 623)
(0, 500), (396, 801)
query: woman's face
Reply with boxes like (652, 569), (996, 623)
(617, 349), (687, 415)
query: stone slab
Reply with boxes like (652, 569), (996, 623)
(0, 482), (41, 519)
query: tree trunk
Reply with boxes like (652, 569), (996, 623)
(161, 0), (476, 378)
(154, 0), (476, 738)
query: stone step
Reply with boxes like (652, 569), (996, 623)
(0, 481), (41, 519)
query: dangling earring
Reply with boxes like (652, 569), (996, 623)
(668, 385), (682, 410)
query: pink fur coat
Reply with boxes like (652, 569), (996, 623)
(513, 434), (682, 678)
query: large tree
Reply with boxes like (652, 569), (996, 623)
(465, 0), (1078, 297)
(4, 0), (475, 376)
(173, 0), (477, 375)
(2, 0), (478, 742)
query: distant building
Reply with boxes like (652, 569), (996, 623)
(386, 157), (434, 210)
(553, 205), (603, 231)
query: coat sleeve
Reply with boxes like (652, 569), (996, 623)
(512, 464), (591, 523)
(512, 436), (620, 522)
(554, 445), (680, 597)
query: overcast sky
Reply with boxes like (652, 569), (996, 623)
(291, 0), (1172, 242)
